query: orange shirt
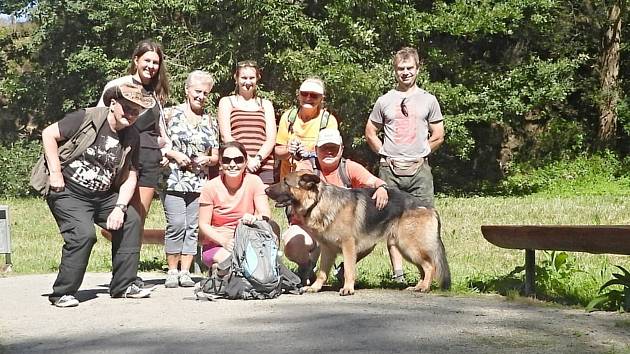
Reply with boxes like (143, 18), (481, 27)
(276, 109), (338, 177)
(199, 173), (268, 242)
(319, 159), (384, 188)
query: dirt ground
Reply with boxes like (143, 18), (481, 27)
(0, 272), (629, 354)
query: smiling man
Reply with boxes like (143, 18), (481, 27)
(365, 46), (445, 283)
(38, 83), (155, 307)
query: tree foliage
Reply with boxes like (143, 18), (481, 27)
(1, 0), (628, 192)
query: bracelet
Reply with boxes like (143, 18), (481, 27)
(115, 204), (128, 213)
(377, 184), (387, 190)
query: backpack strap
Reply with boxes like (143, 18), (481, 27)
(319, 109), (330, 130)
(338, 158), (351, 188)
(286, 108), (299, 134)
(311, 158), (350, 188)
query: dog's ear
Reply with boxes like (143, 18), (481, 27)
(298, 173), (320, 190)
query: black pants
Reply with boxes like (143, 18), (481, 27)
(47, 184), (142, 302)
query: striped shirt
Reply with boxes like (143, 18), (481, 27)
(229, 97), (275, 183)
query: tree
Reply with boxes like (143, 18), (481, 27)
(1, 0), (629, 192)
(597, 0), (625, 149)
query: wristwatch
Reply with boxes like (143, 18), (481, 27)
(115, 204), (128, 213)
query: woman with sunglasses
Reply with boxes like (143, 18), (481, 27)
(275, 77), (338, 179)
(217, 60), (276, 184)
(198, 141), (272, 269)
(161, 70), (219, 288)
(97, 39), (171, 229)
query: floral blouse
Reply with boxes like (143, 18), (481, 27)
(163, 104), (219, 193)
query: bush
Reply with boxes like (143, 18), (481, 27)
(498, 152), (630, 196)
(0, 139), (42, 198)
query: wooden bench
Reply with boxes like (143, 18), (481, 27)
(100, 229), (206, 273)
(480, 225), (630, 296)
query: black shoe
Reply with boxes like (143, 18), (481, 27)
(334, 262), (345, 284)
(297, 262), (316, 286)
(133, 276), (145, 288)
(391, 273), (406, 284)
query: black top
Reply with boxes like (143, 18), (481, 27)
(57, 109), (140, 192)
(131, 77), (161, 149)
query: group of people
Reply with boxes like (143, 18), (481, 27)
(40, 39), (445, 307)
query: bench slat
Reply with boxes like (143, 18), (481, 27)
(481, 225), (630, 255)
(100, 229), (165, 244)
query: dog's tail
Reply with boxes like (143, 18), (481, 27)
(432, 210), (451, 290)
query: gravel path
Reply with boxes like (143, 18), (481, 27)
(1, 272), (628, 354)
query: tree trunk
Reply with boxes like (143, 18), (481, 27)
(597, 1), (624, 149)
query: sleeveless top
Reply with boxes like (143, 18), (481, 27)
(229, 96), (274, 183)
(134, 78), (162, 149)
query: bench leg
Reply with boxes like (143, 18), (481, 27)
(524, 249), (535, 297)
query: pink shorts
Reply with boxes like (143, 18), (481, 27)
(201, 242), (223, 266)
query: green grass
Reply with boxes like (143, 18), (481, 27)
(1, 194), (630, 309)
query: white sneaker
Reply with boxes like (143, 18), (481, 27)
(122, 284), (152, 299)
(164, 269), (179, 288)
(179, 271), (195, 287)
(54, 295), (79, 308)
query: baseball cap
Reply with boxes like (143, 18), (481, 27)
(316, 128), (342, 147)
(299, 80), (324, 95)
(103, 83), (156, 109)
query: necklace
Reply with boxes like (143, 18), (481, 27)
(183, 105), (202, 128)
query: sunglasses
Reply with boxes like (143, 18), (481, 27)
(400, 97), (408, 117)
(221, 156), (246, 165)
(300, 91), (322, 99)
(121, 103), (145, 117)
(237, 60), (258, 68)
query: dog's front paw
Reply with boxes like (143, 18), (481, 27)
(339, 287), (355, 296)
(304, 285), (322, 293)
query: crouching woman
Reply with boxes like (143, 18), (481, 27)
(198, 141), (273, 270)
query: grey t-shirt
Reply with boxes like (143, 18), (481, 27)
(369, 87), (443, 159)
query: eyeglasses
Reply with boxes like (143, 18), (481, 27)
(237, 60), (258, 68)
(400, 97), (408, 117)
(300, 91), (322, 99)
(221, 156), (246, 165)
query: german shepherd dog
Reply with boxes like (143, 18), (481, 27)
(265, 171), (451, 296)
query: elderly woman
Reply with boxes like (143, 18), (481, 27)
(162, 70), (219, 288)
(217, 60), (276, 184)
(198, 141), (272, 269)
